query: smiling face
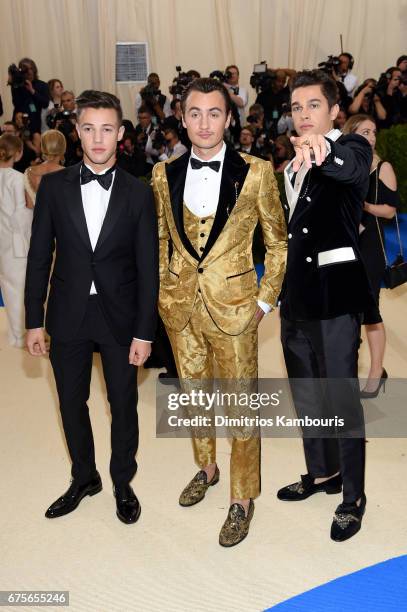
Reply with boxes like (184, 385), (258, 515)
(76, 107), (124, 171)
(354, 119), (376, 149)
(182, 90), (230, 159)
(291, 84), (339, 136)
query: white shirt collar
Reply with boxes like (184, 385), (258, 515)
(325, 128), (342, 142)
(83, 162), (116, 176)
(190, 141), (226, 163)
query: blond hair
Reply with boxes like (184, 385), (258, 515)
(0, 133), (23, 162)
(41, 130), (66, 160)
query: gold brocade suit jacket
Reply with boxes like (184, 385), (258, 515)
(152, 147), (287, 336)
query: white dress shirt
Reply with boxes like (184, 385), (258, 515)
(80, 164), (150, 343)
(80, 163), (115, 295)
(184, 143), (270, 314)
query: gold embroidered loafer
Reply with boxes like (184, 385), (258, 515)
(219, 499), (254, 547)
(179, 466), (220, 507)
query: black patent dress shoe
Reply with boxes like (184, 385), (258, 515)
(158, 371), (180, 386)
(331, 493), (366, 541)
(114, 484), (141, 524)
(277, 473), (342, 501)
(45, 472), (102, 518)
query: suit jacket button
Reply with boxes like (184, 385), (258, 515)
(198, 288), (201, 293)
(306, 196), (311, 202)
(302, 227), (309, 233)
(288, 233), (292, 239)
(201, 219), (206, 224)
(199, 247), (204, 252)
(200, 233), (205, 237)
(198, 267), (204, 273)
(306, 257), (312, 262)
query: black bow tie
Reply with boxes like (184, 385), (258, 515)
(190, 157), (221, 172)
(80, 164), (116, 190)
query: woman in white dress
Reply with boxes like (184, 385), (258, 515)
(24, 129), (66, 209)
(0, 134), (33, 347)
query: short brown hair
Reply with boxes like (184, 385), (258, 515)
(291, 69), (338, 109)
(181, 78), (231, 115)
(0, 133), (23, 162)
(76, 90), (123, 124)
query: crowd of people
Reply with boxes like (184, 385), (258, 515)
(0, 51), (405, 547)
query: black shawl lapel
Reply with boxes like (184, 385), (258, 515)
(165, 151), (200, 261)
(199, 147), (250, 262)
(95, 167), (129, 251)
(63, 163), (92, 251)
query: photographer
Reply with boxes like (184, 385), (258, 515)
(237, 125), (257, 155)
(377, 67), (404, 127)
(224, 65), (248, 126)
(162, 99), (190, 147)
(8, 58), (50, 137)
(41, 79), (64, 132)
(246, 103), (273, 156)
(117, 131), (149, 177)
(337, 53), (358, 96)
(54, 91), (81, 166)
(135, 73), (171, 122)
(348, 79), (387, 122)
(255, 68), (294, 135)
(155, 127), (188, 161)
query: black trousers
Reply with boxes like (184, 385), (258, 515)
(49, 296), (139, 487)
(281, 314), (365, 503)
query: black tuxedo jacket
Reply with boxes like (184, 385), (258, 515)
(25, 163), (158, 345)
(280, 133), (378, 321)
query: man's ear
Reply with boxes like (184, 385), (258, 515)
(330, 103), (340, 122)
(117, 125), (125, 142)
(181, 113), (187, 129)
(76, 124), (81, 140)
(225, 111), (232, 130)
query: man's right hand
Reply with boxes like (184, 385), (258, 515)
(26, 328), (47, 356)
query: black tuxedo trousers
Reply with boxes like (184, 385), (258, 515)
(281, 314), (365, 503)
(50, 295), (139, 487)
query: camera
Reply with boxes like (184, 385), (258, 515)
(209, 69), (233, 83)
(169, 66), (194, 99)
(249, 62), (277, 92)
(8, 64), (28, 89)
(318, 55), (341, 76)
(140, 83), (161, 104)
(54, 110), (76, 136)
(19, 113), (31, 140)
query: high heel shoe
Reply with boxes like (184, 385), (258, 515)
(360, 368), (388, 399)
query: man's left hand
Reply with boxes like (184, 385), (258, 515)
(255, 306), (265, 324)
(129, 339), (151, 367)
(290, 134), (328, 171)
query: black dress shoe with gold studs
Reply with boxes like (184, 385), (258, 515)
(219, 499), (255, 547)
(330, 493), (366, 542)
(179, 466), (220, 506)
(277, 473), (342, 501)
(45, 472), (102, 518)
(115, 484), (141, 524)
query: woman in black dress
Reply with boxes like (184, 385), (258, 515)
(343, 114), (399, 396)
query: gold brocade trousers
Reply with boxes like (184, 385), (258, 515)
(167, 293), (260, 499)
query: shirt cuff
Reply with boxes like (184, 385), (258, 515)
(133, 338), (152, 343)
(257, 300), (272, 314)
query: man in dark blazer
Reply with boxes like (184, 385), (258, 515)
(277, 70), (376, 541)
(25, 90), (158, 524)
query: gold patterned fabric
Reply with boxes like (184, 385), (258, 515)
(167, 291), (260, 500)
(152, 151), (287, 501)
(153, 153), (287, 335)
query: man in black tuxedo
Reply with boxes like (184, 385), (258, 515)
(278, 70), (376, 541)
(25, 90), (158, 524)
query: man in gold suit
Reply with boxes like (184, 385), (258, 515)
(152, 78), (287, 546)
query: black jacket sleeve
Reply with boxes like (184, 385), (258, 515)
(321, 134), (372, 195)
(132, 186), (159, 341)
(24, 176), (55, 329)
